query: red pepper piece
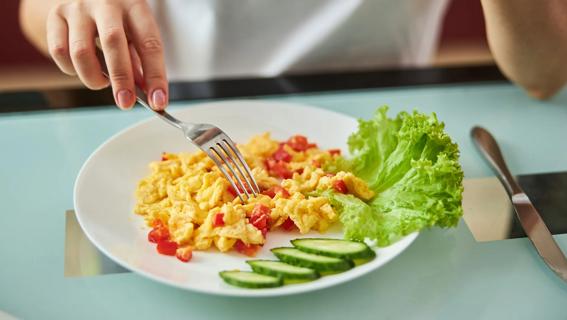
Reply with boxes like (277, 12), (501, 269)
(148, 225), (169, 243)
(333, 179), (348, 194)
(234, 240), (260, 257)
(272, 143), (293, 162)
(261, 186), (290, 198)
(250, 204), (271, 238)
(156, 240), (178, 256)
(281, 217), (296, 231)
(227, 185), (237, 197)
(286, 135), (313, 152)
(213, 213), (225, 227)
(265, 159), (292, 179)
(328, 149), (341, 156)
(176, 247), (193, 262)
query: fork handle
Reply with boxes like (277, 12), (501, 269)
(471, 126), (523, 197)
(135, 94), (185, 131)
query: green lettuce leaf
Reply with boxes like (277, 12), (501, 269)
(331, 106), (464, 246)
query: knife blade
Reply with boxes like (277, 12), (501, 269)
(471, 126), (567, 282)
(512, 193), (567, 279)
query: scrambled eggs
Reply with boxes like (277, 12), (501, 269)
(134, 133), (374, 257)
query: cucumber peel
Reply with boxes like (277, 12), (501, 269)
(247, 260), (319, 280)
(271, 247), (353, 272)
(291, 238), (376, 260)
(219, 270), (283, 289)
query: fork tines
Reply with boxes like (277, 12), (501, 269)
(205, 137), (260, 202)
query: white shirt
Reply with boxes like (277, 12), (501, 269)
(148, 0), (449, 81)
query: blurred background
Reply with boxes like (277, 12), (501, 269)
(0, 0), (493, 91)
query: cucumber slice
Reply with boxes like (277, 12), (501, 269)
(247, 260), (319, 280)
(291, 238), (376, 260)
(271, 247), (353, 272)
(219, 271), (283, 289)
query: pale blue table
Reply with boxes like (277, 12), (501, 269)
(1, 83), (566, 319)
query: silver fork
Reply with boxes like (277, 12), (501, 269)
(95, 48), (260, 202)
(135, 89), (260, 202)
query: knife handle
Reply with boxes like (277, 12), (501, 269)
(471, 126), (523, 197)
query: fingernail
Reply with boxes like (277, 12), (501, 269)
(152, 89), (167, 110)
(116, 89), (133, 109)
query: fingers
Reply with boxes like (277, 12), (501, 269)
(128, 43), (145, 90)
(46, 10), (75, 75)
(126, 1), (168, 110)
(45, 0), (167, 110)
(94, 4), (135, 109)
(66, 7), (109, 90)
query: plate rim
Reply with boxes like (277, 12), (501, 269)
(73, 99), (419, 297)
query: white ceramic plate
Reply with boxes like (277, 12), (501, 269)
(74, 100), (418, 297)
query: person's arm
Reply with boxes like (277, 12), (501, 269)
(481, 0), (567, 99)
(19, 0), (168, 110)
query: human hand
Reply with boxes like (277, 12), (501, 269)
(46, 0), (167, 110)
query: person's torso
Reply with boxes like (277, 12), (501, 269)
(148, 0), (449, 80)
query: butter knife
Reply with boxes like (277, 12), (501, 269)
(471, 126), (567, 282)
